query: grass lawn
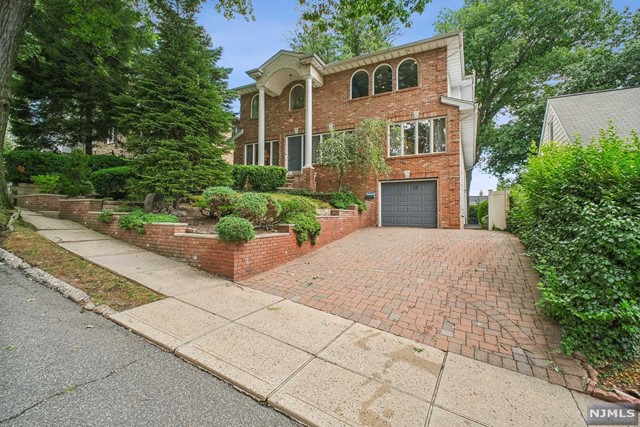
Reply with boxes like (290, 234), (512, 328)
(2, 221), (162, 311)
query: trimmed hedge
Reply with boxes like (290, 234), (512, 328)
(5, 149), (128, 183)
(118, 209), (179, 234)
(216, 215), (255, 242)
(508, 127), (640, 364)
(90, 166), (136, 200)
(232, 165), (287, 192)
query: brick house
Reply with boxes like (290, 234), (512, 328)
(232, 32), (477, 229)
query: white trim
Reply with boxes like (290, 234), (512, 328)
(372, 63), (393, 95)
(289, 84), (305, 111)
(349, 69), (369, 99)
(396, 58), (419, 90)
(245, 141), (279, 166)
(387, 117), (447, 157)
(250, 94), (259, 119)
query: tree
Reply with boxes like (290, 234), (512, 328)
(0, 0), (34, 209)
(318, 118), (391, 191)
(435, 0), (620, 177)
(117, 7), (234, 202)
(10, 0), (148, 154)
(289, 4), (401, 62)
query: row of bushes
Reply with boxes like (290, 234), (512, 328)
(6, 149), (128, 183)
(278, 188), (367, 211)
(98, 208), (179, 234)
(200, 187), (321, 244)
(231, 165), (287, 192)
(508, 127), (640, 364)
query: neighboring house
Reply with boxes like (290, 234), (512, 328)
(468, 195), (488, 206)
(232, 32), (477, 229)
(540, 86), (640, 146)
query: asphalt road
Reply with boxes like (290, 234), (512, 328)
(0, 263), (299, 427)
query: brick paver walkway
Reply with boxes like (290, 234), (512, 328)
(239, 228), (585, 390)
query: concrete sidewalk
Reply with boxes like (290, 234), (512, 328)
(21, 209), (604, 427)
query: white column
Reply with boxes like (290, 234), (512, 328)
(257, 87), (265, 166)
(304, 76), (313, 168)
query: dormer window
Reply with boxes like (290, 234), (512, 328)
(373, 64), (393, 95)
(351, 70), (369, 99)
(289, 84), (305, 111)
(398, 59), (418, 90)
(250, 94), (258, 119)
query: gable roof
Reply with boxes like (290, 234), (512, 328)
(547, 87), (640, 143)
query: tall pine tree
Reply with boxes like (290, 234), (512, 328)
(117, 7), (233, 201)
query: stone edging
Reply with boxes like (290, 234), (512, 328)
(574, 351), (640, 404)
(0, 248), (116, 317)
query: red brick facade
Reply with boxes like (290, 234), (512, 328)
(234, 47), (464, 229)
(53, 199), (375, 281)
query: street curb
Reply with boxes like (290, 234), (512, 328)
(0, 248), (117, 318)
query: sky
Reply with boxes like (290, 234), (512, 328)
(197, 0), (636, 195)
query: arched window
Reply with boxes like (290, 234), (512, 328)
(351, 70), (369, 99)
(398, 59), (418, 90)
(250, 94), (258, 118)
(289, 85), (305, 111)
(373, 64), (393, 95)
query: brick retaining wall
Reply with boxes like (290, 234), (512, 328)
(54, 199), (375, 281)
(16, 194), (69, 211)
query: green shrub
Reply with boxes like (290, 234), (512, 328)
(201, 186), (238, 219)
(261, 194), (282, 230)
(477, 200), (488, 229)
(290, 213), (321, 245)
(232, 165), (287, 192)
(273, 194), (318, 223)
(468, 204), (479, 220)
(216, 215), (255, 242)
(87, 155), (128, 172)
(118, 209), (179, 234)
(277, 189), (334, 204)
(97, 211), (114, 223)
(90, 166), (136, 199)
(5, 150), (68, 183)
(32, 174), (61, 194)
(233, 192), (268, 224)
(329, 191), (366, 211)
(508, 126), (640, 364)
(56, 150), (94, 197)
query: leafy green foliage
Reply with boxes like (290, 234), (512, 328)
(5, 150), (68, 183)
(90, 166), (135, 200)
(118, 209), (179, 234)
(31, 174), (60, 194)
(58, 149), (94, 197)
(232, 192), (268, 224)
(329, 191), (366, 211)
(477, 200), (488, 229)
(508, 127), (640, 364)
(435, 0), (621, 177)
(200, 186), (238, 219)
(216, 215), (255, 242)
(290, 213), (321, 245)
(231, 165), (287, 192)
(318, 119), (391, 191)
(117, 8), (233, 200)
(10, 0), (149, 153)
(87, 155), (128, 172)
(273, 194), (318, 223)
(97, 211), (114, 223)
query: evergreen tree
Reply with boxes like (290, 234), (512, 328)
(10, 0), (147, 154)
(117, 7), (233, 201)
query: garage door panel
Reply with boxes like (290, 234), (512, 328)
(381, 180), (437, 228)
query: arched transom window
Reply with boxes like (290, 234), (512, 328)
(398, 59), (418, 90)
(250, 94), (258, 118)
(373, 64), (393, 95)
(289, 85), (305, 111)
(351, 70), (369, 99)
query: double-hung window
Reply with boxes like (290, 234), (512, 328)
(388, 118), (446, 157)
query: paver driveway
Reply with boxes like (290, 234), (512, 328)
(239, 228), (585, 390)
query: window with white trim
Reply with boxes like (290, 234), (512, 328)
(250, 94), (258, 119)
(289, 85), (304, 111)
(351, 70), (369, 99)
(373, 64), (393, 94)
(388, 118), (446, 157)
(245, 141), (279, 165)
(397, 59), (418, 90)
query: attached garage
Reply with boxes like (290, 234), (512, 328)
(380, 180), (438, 228)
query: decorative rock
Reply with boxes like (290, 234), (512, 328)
(143, 193), (164, 212)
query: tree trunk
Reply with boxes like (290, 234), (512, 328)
(0, 0), (35, 209)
